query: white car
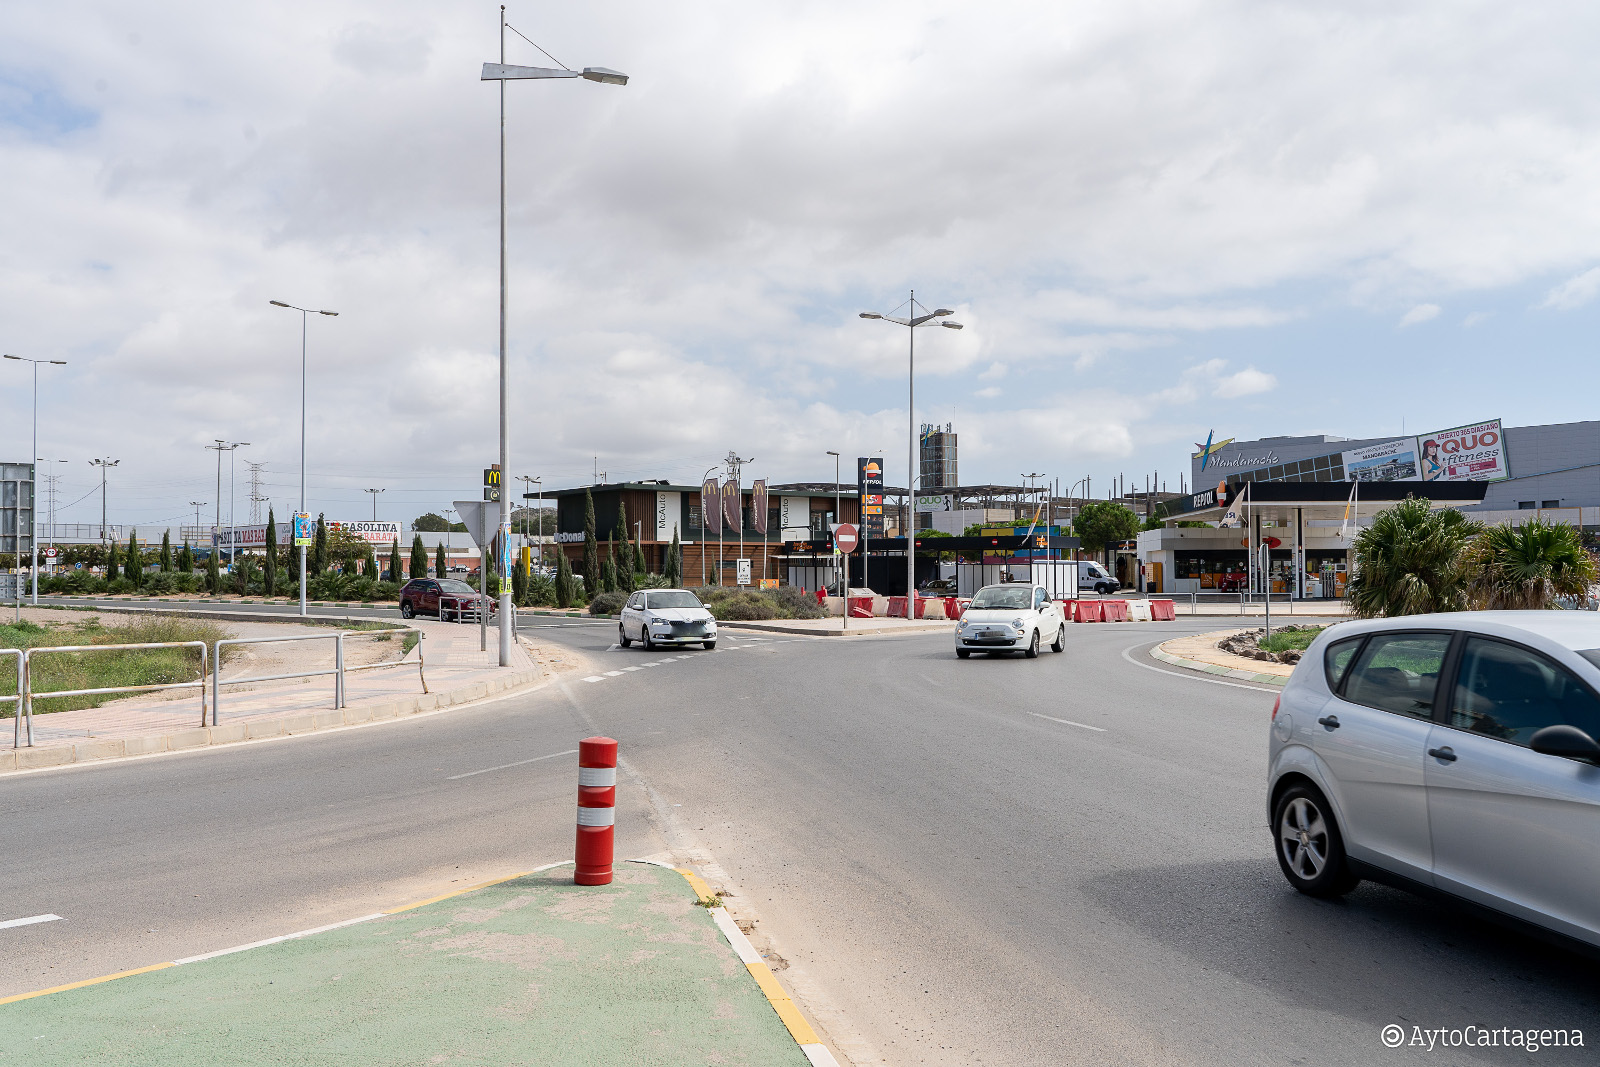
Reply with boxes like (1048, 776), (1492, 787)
(619, 588), (718, 650)
(955, 583), (1068, 658)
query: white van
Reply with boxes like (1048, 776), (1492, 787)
(1079, 561), (1117, 595)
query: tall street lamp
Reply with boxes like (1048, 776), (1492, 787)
(270, 300), (338, 617)
(859, 292), (963, 606)
(207, 440), (247, 567)
(4, 354), (67, 604)
(481, 12), (627, 667)
(365, 487), (385, 520)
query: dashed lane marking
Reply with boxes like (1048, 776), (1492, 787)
(603, 670), (623, 677)
(583, 676), (604, 683)
(1028, 712), (1106, 733)
(0, 914), (63, 931)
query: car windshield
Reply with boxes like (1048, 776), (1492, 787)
(970, 587), (1031, 610)
(647, 591), (702, 609)
(438, 580), (475, 594)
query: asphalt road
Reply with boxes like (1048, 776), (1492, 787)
(4, 613), (1597, 1065)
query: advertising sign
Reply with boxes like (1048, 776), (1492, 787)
(293, 513), (313, 547)
(857, 457), (885, 538)
(779, 494), (809, 532)
(751, 480), (768, 535)
(500, 522), (513, 577)
(721, 479), (741, 532)
(655, 491), (681, 542)
(1342, 438), (1420, 482)
(1418, 419), (1508, 482)
(914, 493), (953, 512)
(701, 479), (720, 535)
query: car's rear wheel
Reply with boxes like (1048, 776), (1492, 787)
(1024, 630), (1040, 658)
(956, 648), (971, 659)
(400, 601), (414, 619)
(1273, 783), (1359, 898)
(1051, 626), (1066, 652)
(618, 623), (632, 648)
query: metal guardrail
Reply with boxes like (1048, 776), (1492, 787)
(3, 649), (22, 747)
(16, 641), (209, 747)
(211, 628), (426, 722)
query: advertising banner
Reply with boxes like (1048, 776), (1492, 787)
(293, 513), (313, 547)
(701, 479), (720, 535)
(1418, 419), (1508, 482)
(1341, 439), (1420, 482)
(779, 495), (809, 533)
(857, 457), (885, 539)
(655, 491), (681, 542)
(721, 479), (741, 532)
(751, 479), (768, 535)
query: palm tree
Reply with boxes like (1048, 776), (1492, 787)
(1466, 518), (1597, 610)
(1347, 498), (1481, 618)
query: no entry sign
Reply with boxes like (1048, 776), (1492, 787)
(834, 523), (859, 554)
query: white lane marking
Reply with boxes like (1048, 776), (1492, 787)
(605, 643), (620, 651)
(173, 913), (385, 965)
(583, 676), (604, 683)
(642, 662), (660, 668)
(1120, 643), (1281, 694)
(622, 665), (641, 672)
(604, 671), (623, 677)
(1028, 712), (1105, 732)
(0, 914), (63, 931)
(447, 748), (579, 781)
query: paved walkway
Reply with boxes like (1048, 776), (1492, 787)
(0, 862), (809, 1066)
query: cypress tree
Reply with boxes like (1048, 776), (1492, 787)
(312, 514), (328, 575)
(410, 534), (428, 581)
(206, 544), (221, 594)
(160, 530), (173, 572)
(556, 550), (574, 609)
(633, 524), (647, 579)
(513, 556), (528, 606)
(435, 541), (447, 581)
(264, 510), (278, 594)
(179, 541), (194, 573)
(125, 530), (141, 582)
(582, 490), (599, 593)
(602, 537), (618, 594)
(665, 525), (682, 588)
(389, 539), (402, 583)
(614, 504), (633, 576)
(106, 539), (121, 583)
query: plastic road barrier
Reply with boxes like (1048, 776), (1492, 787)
(1101, 600), (1130, 622)
(944, 596), (961, 619)
(575, 736), (618, 886)
(1127, 599), (1153, 622)
(848, 595), (874, 618)
(917, 597), (947, 620)
(1151, 599), (1176, 621)
(888, 596), (909, 618)
(1074, 600), (1104, 623)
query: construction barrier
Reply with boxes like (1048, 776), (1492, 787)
(1127, 599), (1153, 622)
(1151, 599), (1176, 621)
(1101, 600), (1130, 622)
(575, 736), (617, 886)
(888, 596), (909, 618)
(916, 598), (947, 620)
(848, 595), (875, 619)
(1074, 600), (1104, 623)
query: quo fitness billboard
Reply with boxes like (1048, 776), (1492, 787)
(1342, 418), (1507, 484)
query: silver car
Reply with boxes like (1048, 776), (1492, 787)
(619, 588), (718, 650)
(1268, 611), (1600, 948)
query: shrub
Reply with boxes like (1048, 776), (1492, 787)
(767, 584), (827, 619)
(709, 591), (777, 620)
(525, 572), (555, 607)
(588, 590), (626, 616)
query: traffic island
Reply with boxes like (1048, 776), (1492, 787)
(0, 862), (810, 1066)
(1151, 629), (1297, 686)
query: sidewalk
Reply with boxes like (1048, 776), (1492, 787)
(4, 611), (565, 774)
(0, 862), (813, 1066)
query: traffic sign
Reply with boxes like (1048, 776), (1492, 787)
(42, 547), (59, 561)
(834, 523), (859, 553)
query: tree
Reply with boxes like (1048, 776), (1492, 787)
(389, 539), (402, 583)
(602, 536), (618, 593)
(1465, 518), (1598, 610)
(665, 525), (682, 587)
(106, 538), (121, 580)
(411, 512), (465, 532)
(1073, 502), (1142, 559)
(633, 522), (647, 579)
(160, 530), (173, 572)
(312, 514), (328, 575)
(410, 534), (429, 581)
(264, 509), (278, 594)
(556, 550), (575, 609)
(124, 530), (141, 582)
(582, 490), (599, 593)
(513, 555), (529, 606)
(435, 541), (448, 582)
(1347, 498), (1481, 619)
(915, 528), (956, 563)
(206, 544), (222, 594)
(614, 503), (635, 593)
(179, 541), (194, 573)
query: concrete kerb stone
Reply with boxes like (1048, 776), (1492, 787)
(1149, 644), (1290, 687)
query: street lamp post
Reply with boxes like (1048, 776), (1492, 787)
(516, 475), (541, 561)
(481, 14), (627, 667)
(826, 450), (842, 598)
(190, 502), (206, 546)
(89, 458), (119, 548)
(5, 354), (67, 603)
(859, 293), (963, 606)
(269, 301), (338, 617)
(365, 487), (385, 520)
(207, 441), (246, 568)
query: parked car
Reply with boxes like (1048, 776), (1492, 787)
(954, 583), (1068, 659)
(1079, 561), (1117, 595)
(398, 578), (498, 621)
(918, 578), (957, 597)
(619, 588), (718, 650)
(1268, 611), (1600, 949)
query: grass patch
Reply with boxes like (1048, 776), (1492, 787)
(0, 614), (234, 716)
(1256, 626), (1327, 653)
(693, 892), (726, 909)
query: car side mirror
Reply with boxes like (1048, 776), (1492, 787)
(1529, 724), (1600, 764)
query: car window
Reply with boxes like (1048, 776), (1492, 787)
(1341, 632), (1450, 719)
(628, 594), (643, 610)
(1033, 588), (1048, 610)
(1324, 636), (1365, 692)
(438, 580), (474, 594)
(971, 587), (1031, 610)
(1451, 637), (1600, 747)
(647, 591), (701, 609)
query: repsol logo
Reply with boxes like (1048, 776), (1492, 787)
(1193, 489), (1216, 508)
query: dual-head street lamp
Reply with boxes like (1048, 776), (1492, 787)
(480, 10), (627, 666)
(269, 301), (338, 617)
(4, 354), (67, 604)
(858, 294), (963, 605)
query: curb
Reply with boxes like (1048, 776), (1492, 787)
(1149, 644), (1289, 687)
(0, 664), (548, 776)
(719, 618), (950, 637)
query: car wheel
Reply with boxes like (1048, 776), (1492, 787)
(1051, 626), (1066, 652)
(618, 623), (632, 648)
(703, 640), (716, 650)
(400, 601), (414, 619)
(643, 630), (655, 650)
(956, 648), (971, 659)
(1273, 783), (1360, 898)
(1024, 630), (1040, 658)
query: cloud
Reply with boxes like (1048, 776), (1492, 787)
(1541, 267), (1600, 310)
(1463, 311), (1490, 327)
(1213, 367), (1277, 398)
(977, 362), (1007, 381)
(975, 386), (1001, 398)
(1398, 303), (1442, 327)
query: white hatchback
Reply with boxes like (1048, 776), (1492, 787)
(955, 583), (1067, 659)
(619, 588), (718, 650)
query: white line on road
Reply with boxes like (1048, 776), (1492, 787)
(606, 643), (620, 651)
(446, 748), (579, 781)
(604, 671), (623, 677)
(173, 913), (386, 965)
(1120, 643), (1281, 693)
(583, 676), (604, 683)
(1028, 712), (1106, 732)
(0, 914), (63, 931)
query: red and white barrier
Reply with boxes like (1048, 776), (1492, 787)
(575, 736), (617, 886)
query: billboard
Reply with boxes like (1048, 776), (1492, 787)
(1418, 419), (1508, 482)
(1342, 439), (1420, 483)
(857, 457), (884, 538)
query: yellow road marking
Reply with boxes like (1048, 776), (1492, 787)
(384, 870), (536, 914)
(0, 962), (174, 1005)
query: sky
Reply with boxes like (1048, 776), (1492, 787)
(6, 0), (1600, 532)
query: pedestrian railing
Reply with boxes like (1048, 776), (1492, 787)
(211, 628), (426, 723)
(337, 628), (428, 702)
(3, 649), (23, 747)
(15, 641), (210, 747)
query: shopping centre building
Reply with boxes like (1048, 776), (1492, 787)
(1136, 417), (1600, 598)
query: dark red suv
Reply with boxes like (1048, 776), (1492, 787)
(399, 578), (498, 621)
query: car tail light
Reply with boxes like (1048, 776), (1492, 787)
(1271, 694), (1281, 721)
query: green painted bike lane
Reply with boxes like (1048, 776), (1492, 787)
(1, 863), (807, 1066)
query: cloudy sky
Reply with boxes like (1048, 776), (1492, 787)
(5, 1), (1600, 531)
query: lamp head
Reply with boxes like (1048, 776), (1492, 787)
(269, 300), (290, 307)
(940, 321), (964, 330)
(50, 360), (67, 365)
(932, 308), (954, 317)
(319, 310), (338, 316)
(3, 354), (18, 361)
(858, 312), (882, 320)
(581, 67), (628, 85)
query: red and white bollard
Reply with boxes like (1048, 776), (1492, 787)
(574, 736), (617, 885)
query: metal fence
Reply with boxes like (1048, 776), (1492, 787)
(210, 628), (426, 721)
(14, 641), (210, 747)
(3, 648), (22, 747)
